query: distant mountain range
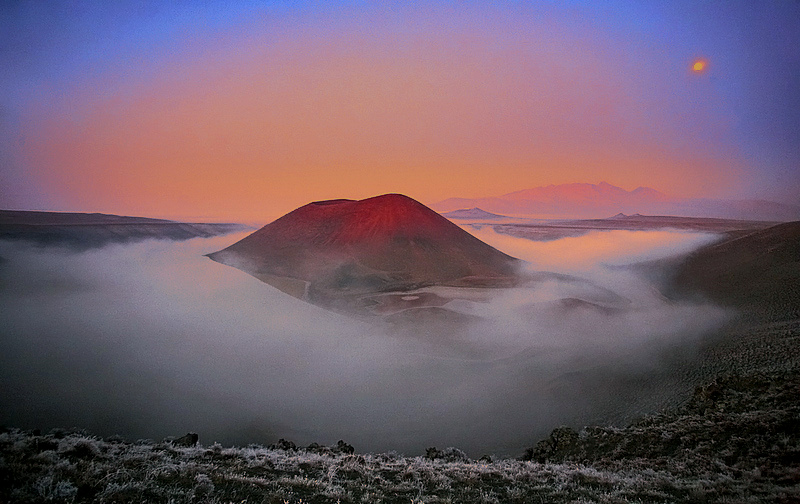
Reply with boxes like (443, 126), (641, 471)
(432, 182), (800, 221)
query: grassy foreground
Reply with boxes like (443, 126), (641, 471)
(1, 367), (798, 504)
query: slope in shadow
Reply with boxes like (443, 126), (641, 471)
(670, 220), (800, 322)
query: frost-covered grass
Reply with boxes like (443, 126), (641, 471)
(0, 429), (746, 503)
(2, 325), (798, 503)
(524, 367), (800, 503)
(2, 366), (799, 504)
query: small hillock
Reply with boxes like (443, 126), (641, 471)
(525, 367), (800, 502)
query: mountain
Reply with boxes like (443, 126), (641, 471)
(0, 210), (247, 249)
(441, 208), (509, 220)
(669, 220), (800, 322)
(432, 182), (800, 221)
(207, 194), (522, 312)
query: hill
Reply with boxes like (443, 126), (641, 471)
(0, 210), (247, 249)
(207, 194), (521, 314)
(669, 220), (800, 321)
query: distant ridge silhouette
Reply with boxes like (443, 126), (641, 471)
(441, 208), (509, 220)
(432, 182), (800, 221)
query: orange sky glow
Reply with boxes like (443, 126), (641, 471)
(13, 5), (760, 222)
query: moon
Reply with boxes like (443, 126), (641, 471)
(692, 59), (708, 73)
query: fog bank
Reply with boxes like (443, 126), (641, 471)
(0, 230), (729, 455)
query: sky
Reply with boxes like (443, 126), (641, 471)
(1, 1), (798, 222)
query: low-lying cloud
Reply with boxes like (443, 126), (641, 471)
(0, 229), (729, 456)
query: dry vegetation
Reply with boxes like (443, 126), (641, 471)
(2, 362), (798, 504)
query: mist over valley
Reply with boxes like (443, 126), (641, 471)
(0, 215), (734, 456)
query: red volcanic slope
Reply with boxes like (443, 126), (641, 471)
(208, 194), (521, 294)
